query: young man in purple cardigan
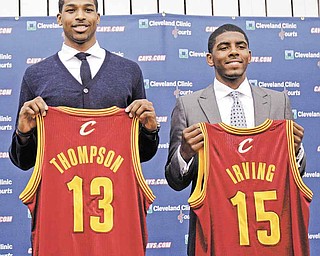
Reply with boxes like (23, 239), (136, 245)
(10, 0), (160, 169)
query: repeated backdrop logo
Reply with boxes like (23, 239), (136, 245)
(0, 14), (319, 256)
(0, 53), (12, 69)
(0, 22), (16, 256)
(0, 27), (12, 34)
(245, 20), (298, 40)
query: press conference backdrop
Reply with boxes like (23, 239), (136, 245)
(0, 14), (319, 255)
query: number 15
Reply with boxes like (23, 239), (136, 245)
(230, 190), (280, 246)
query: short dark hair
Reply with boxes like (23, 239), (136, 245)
(58, 0), (98, 12)
(208, 24), (249, 53)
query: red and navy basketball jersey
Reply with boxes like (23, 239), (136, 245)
(189, 119), (312, 256)
(20, 106), (155, 256)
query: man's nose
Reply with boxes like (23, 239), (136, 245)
(229, 45), (239, 55)
(75, 9), (86, 20)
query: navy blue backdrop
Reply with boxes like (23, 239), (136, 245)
(0, 14), (319, 255)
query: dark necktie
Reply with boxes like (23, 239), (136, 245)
(75, 52), (92, 86)
(229, 91), (247, 128)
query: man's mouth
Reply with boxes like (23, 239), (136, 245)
(226, 59), (242, 65)
(73, 24), (89, 33)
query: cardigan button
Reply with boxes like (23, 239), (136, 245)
(83, 88), (89, 94)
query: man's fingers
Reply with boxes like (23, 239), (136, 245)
(183, 124), (202, 139)
(182, 125), (204, 148)
(21, 96), (48, 117)
(293, 122), (304, 138)
(180, 126), (204, 162)
(125, 99), (158, 131)
(125, 99), (154, 118)
(18, 96), (48, 132)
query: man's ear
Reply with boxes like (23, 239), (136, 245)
(97, 12), (101, 24)
(248, 50), (252, 64)
(206, 53), (214, 67)
(57, 13), (62, 26)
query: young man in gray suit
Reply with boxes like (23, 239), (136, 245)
(165, 24), (306, 256)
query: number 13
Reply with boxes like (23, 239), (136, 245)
(67, 176), (114, 233)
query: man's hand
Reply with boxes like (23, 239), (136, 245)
(180, 124), (204, 162)
(293, 122), (304, 154)
(125, 99), (158, 131)
(17, 96), (48, 135)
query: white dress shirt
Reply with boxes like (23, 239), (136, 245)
(214, 78), (254, 128)
(58, 42), (105, 84)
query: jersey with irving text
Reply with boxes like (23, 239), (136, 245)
(20, 106), (155, 256)
(189, 119), (312, 256)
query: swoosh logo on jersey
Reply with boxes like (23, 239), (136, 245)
(238, 138), (253, 154)
(80, 121), (96, 136)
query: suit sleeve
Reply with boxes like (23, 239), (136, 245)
(165, 97), (197, 191)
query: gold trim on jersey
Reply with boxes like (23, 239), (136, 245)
(131, 117), (156, 203)
(188, 122), (209, 208)
(55, 106), (122, 116)
(19, 114), (44, 203)
(219, 118), (273, 135)
(286, 120), (313, 201)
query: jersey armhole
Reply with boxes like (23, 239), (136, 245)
(286, 120), (313, 201)
(188, 122), (208, 208)
(19, 114), (45, 203)
(131, 118), (156, 204)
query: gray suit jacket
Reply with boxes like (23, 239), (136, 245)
(164, 83), (306, 255)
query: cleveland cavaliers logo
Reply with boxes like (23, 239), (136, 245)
(80, 120), (96, 136)
(238, 138), (253, 153)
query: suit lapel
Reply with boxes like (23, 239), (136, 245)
(197, 83), (271, 126)
(252, 86), (270, 125)
(198, 84), (222, 124)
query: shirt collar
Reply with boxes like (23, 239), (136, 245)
(59, 41), (105, 61)
(214, 78), (252, 100)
